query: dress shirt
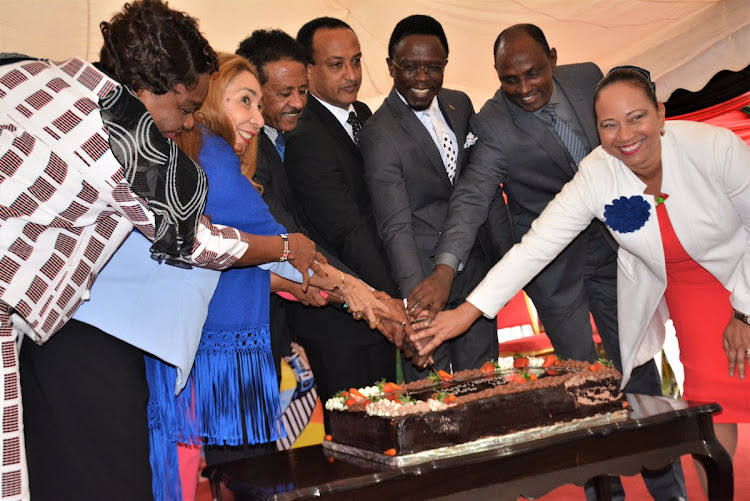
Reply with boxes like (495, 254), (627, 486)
(310, 93), (358, 142)
(263, 125), (281, 145)
(396, 92), (459, 173)
(394, 92), (463, 274)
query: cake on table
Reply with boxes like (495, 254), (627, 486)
(323, 356), (628, 463)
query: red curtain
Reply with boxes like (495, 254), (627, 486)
(667, 92), (750, 143)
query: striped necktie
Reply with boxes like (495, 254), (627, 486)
(275, 133), (285, 161)
(542, 104), (587, 166)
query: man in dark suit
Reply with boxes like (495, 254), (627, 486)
(361, 15), (505, 380)
(282, 18), (400, 407)
(236, 31), (316, 387)
(409, 24), (686, 499)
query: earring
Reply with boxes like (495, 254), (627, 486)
(660, 128), (665, 137)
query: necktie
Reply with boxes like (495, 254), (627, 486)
(347, 111), (362, 146)
(428, 107), (456, 183)
(275, 133), (286, 161)
(542, 104), (588, 166)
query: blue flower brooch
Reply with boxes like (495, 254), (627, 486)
(603, 195), (651, 233)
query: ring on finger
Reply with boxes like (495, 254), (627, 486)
(745, 348), (750, 356)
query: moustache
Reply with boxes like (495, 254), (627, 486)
(282, 108), (303, 116)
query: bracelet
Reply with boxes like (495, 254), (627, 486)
(332, 270), (345, 291)
(277, 234), (290, 262)
(733, 309), (750, 325)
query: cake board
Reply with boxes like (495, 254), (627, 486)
(323, 410), (628, 467)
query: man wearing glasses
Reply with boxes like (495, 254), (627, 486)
(361, 15), (503, 381)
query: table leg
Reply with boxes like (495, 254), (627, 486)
(692, 415), (734, 501)
(208, 469), (224, 501)
(591, 475), (612, 500)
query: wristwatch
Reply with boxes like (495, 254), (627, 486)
(733, 309), (750, 325)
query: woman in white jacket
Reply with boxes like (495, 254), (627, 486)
(412, 67), (750, 484)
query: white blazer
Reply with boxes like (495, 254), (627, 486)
(468, 120), (750, 387)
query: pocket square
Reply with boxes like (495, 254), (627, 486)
(463, 132), (478, 148)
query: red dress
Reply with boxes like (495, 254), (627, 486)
(657, 203), (749, 423)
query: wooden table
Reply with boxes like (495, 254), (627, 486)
(203, 394), (733, 500)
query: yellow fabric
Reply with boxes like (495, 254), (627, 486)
(278, 359), (324, 448)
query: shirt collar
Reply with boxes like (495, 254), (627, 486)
(534, 81), (562, 119)
(395, 90), (439, 118)
(263, 125), (280, 144)
(310, 93), (356, 128)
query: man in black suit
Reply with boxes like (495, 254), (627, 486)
(361, 15), (506, 381)
(409, 24), (686, 500)
(280, 19), (400, 407)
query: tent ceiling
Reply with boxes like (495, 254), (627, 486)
(1, 0), (748, 109)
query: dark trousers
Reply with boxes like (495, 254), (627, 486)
(402, 313), (496, 382)
(20, 320), (153, 501)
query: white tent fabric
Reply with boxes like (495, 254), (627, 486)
(2, 0), (748, 110)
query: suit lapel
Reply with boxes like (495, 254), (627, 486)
(387, 89), (452, 188)
(259, 133), (295, 207)
(308, 95), (362, 159)
(506, 92), (576, 178)
(560, 79), (598, 150)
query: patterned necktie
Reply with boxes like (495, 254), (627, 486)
(542, 104), (588, 166)
(347, 111), (362, 146)
(428, 107), (456, 183)
(275, 133), (286, 161)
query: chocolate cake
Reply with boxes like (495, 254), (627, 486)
(325, 358), (626, 456)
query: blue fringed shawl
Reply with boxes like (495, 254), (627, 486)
(147, 126), (286, 500)
(189, 126), (286, 446)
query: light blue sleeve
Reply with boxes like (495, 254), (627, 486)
(258, 260), (311, 282)
(74, 231), (220, 394)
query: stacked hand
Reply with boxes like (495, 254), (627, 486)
(406, 264), (454, 323)
(410, 302), (483, 357)
(332, 274), (393, 329)
(340, 288), (435, 369)
(284, 281), (329, 307)
(286, 233), (328, 290)
(367, 296), (437, 370)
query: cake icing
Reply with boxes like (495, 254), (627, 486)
(325, 356), (626, 456)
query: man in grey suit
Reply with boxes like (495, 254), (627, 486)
(361, 15), (505, 380)
(409, 24), (686, 499)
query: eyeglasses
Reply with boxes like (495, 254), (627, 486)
(608, 65), (656, 93)
(390, 59), (447, 77)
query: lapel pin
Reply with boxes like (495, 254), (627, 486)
(448, 104), (455, 111)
